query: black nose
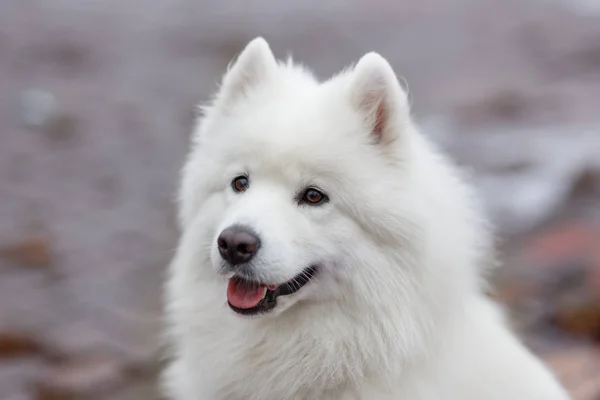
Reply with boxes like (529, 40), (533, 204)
(217, 225), (260, 265)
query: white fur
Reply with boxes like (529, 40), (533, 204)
(162, 37), (570, 400)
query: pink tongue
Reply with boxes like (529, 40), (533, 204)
(227, 279), (267, 309)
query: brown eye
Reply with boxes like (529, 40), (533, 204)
(232, 176), (249, 193)
(302, 188), (328, 205)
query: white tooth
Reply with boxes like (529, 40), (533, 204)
(262, 287), (267, 298)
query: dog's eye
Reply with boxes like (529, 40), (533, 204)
(301, 188), (328, 205)
(232, 176), (249, 193)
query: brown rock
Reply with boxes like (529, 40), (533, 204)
(498, 220), (600, 341)
(0, 332), (41, 358)
(35, 386), (73, 400)
(525, 222), (598, 266)
(589, 249), (600, 296)
(1, 236), (53, 268)
(554, 303), (600, 341)
(517, 221), (600, 340)
(570, 169), (600, 199)
(47, 112), (80, 145)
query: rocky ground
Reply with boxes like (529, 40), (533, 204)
(0, 0), (599, 399)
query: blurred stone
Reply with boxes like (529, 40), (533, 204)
(570, 168), (600, 199)
(18, 90), (59, 129)
(555, 0), (600, 16)
(47, 113), (80, 145)
(490, 279), (532, 306)
(525, 221), (598, 267)
(34, 356), (127, 399)
(35, 386), (72, 400)
(433, 126), (600, 235)
(503, 220), (600, 340)
(550, 248), (600, 342)
(554, 303), (600, 341)
(454, 87), (531, 126)
(590, 250), (600, 294)
(0, 332), (41, 359)
(543, 345), (600, 400)
(1, 236), (53, 268)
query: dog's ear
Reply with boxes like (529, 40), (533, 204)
(218, 37), (277, 106)
(350, 53), (409, 145)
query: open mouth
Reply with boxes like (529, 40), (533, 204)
(227, 266), (318, 316)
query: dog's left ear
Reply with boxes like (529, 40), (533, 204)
(350, 53), (410, 145)
(219, 37), (278, 107)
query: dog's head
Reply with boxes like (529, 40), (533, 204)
(176, 38), (486, 319)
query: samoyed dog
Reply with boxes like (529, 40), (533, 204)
(162, 37), (569, 400)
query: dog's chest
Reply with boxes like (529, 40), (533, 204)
(186, 330), (359, 400)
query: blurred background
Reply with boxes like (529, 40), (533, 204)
(1, 0), (599, 399)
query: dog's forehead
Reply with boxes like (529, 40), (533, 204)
(215, 94), (332, 142)
(205, 79), (370, 182)
(229, 132), (340, 178)
(226, 110), (359, 174)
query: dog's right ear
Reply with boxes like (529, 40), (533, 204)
(217, 37), (277, 107)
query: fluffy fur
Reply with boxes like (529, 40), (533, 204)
(162, 37), (570, 400)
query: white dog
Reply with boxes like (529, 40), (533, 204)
(162, 37), (570, 400)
